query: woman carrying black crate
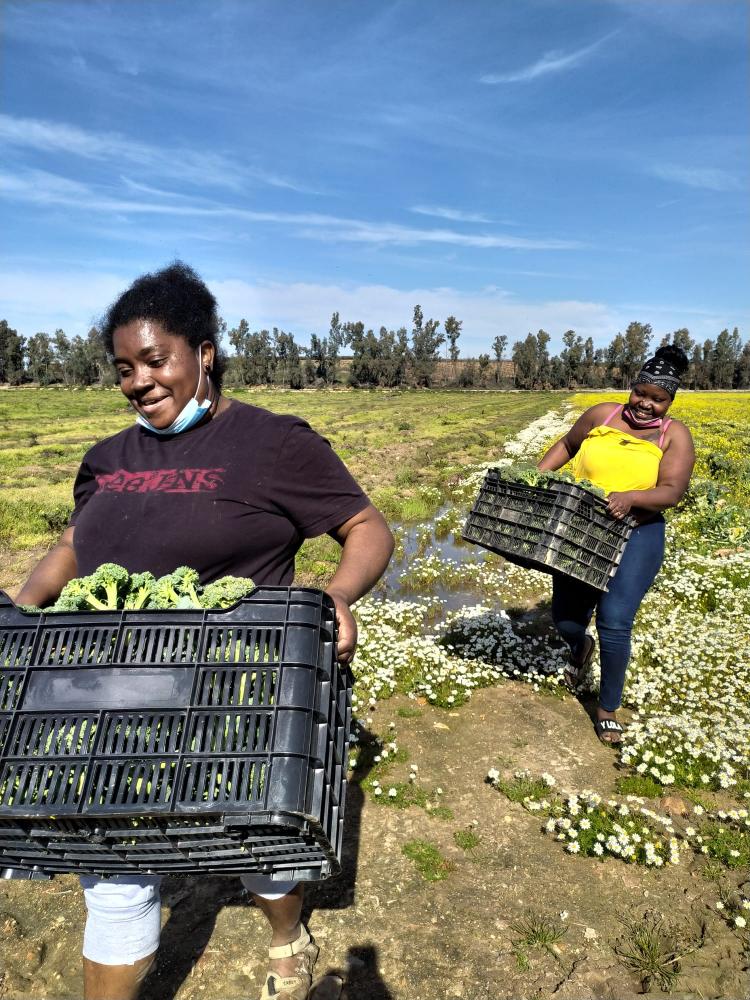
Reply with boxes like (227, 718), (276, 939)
(16, 263), (394, 1000)
(536, 346), (695, 745)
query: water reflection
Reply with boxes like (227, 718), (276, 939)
(373, 504), (502, 613)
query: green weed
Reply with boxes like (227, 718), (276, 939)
(492, 774), (549, 803)
(615, 775), (663, 798)
(510, 912), (566, 967)
(453, 828), (481, 853)
(613, 911), (701, 993)
(699, 821), (750, 868)
(396, 705), (422, 719)
(401, 840), (454, 881)
(428, 804), (454, 820)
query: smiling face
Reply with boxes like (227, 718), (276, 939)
(112, 319), (213, 429)
(628, 382), (673, 421)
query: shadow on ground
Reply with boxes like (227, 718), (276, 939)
(140, 735), (377, 1000)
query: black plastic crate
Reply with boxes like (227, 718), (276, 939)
(462, 470), (635, 591)
(0, 588), (351, 881)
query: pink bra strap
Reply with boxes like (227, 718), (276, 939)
(601, 404), (623, 427)
(658, 417), (672, 449)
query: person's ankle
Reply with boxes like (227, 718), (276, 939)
(270, 922), (302, 946)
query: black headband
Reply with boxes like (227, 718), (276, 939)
(632, 354), (682, 398)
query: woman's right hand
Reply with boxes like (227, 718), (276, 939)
(606, 491), (635, 520)
(325, 589), (358, 664)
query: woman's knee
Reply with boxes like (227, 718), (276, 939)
(596, 615), (634, 639)
(80, 876), (162, 967)
(554, 616), (587, 644)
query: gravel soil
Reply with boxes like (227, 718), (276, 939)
(1, 684), (748, 1000)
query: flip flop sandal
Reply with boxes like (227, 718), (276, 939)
(563, 633), (595, 690)
(594, 718), (624, 745)
(260, 924), (319, 1000)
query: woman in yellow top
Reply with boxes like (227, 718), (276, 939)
(537, 346), (695, 744)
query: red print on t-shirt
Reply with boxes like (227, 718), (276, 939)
(95, 468), (226, 493)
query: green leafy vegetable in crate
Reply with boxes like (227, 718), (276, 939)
(494, 463), (607, 499)
(19, 565), (256, 613)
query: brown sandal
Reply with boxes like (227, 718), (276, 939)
(260, 924), (319, 1000)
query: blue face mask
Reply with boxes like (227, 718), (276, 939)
(136, 348), (213, 436)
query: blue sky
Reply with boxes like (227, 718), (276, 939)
(1, 0), (748, 355)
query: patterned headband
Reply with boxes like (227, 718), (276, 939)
(632, 354), (682, 398)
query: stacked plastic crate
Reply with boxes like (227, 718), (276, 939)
(463, 469), (635, 591)
(0, 588), (350, 882)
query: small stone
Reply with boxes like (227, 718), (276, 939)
(660, 796), (690, 817)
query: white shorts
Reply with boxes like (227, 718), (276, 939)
(80, 874), (299, 965)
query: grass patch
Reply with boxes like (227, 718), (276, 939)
(428, 804), (454, 820)
(491, 773), (550, 803)
(510, 911), (566, 968)
(699, 821), (750, 868)
(370, 782), (429, 810)
(615, 774), (663, 798)
(453, 828), (481, 853)
(613, 911), (702, 994)
(396, 705), (422, 719)
(401, 840), (454, 882)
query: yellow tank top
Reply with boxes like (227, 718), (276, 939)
(572, 408), (665, 494)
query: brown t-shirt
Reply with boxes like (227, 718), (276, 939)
(69, 399), (369, 585)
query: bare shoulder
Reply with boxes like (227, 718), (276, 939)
(579, 401), (619, 424)
(663, 417), (694, 452)
(564, 401), (616, 447)
(665, 417), (692, 438)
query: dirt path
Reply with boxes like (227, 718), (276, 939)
(1, 683), (747, 1000)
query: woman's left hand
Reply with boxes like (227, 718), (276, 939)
(606, 491), (635, 519)
(326, 590), (358, 664)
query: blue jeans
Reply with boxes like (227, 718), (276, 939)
(551, 516), (665, 711)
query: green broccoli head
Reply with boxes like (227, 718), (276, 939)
(200, 576), (255, 609)
(170, 566), (202, 607)
(146, 573), (181, 609)
(124, 571), (157, 610)
(87, 563), (131, 610)
(49, 578), (93, 612)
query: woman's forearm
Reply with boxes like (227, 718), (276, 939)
(625, 485), (685, 513)
(326, 511), (394, 605)
(14, 531), (78, 607)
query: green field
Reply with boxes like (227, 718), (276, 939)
(0, 386), (564, 590)
(2, 389), (750, 998)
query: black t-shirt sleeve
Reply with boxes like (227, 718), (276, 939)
(69, 457), (98, 527)
(272, 420), (370, 538)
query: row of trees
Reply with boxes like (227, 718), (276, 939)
(511, 323), (750, 390)
(2, 313), (749, 390)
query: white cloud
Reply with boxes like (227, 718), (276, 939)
(0, 168), (580, 251)
(294, 221), (580, 250)
(410, 205), (493, 224)
(0, 270), (128, 332)
(649, 163), (741, 192)
(2, 270), (739, 353)
(0, 113), (316, 193)
(481, 33), (617, 84)
(0, 269), (614, 351)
